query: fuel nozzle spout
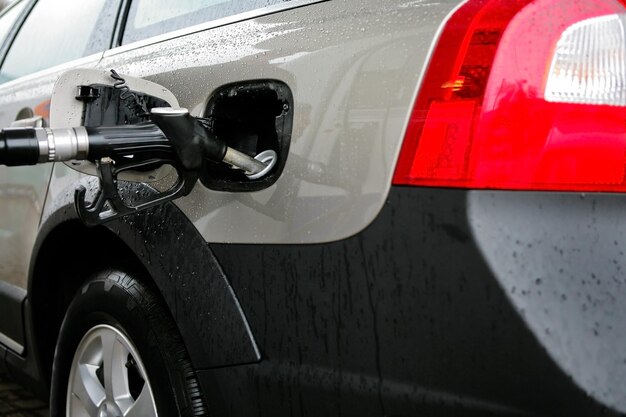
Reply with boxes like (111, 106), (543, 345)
(150, 107), (270, 176)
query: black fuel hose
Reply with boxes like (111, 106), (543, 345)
(0, 124), (172, 166)
(0, 128), (41, 166)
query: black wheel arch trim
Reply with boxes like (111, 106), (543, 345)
(27, 178), (261, 375)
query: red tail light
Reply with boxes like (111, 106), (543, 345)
(393, 0), (626, 192)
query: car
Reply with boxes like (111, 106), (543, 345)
(0, 0), (625, 415)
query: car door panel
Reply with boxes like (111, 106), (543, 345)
(0, 55), (103, 290)
(0, 0), (121, 353)
(0, 281), (25, 353)
(0, 55), (105, 352)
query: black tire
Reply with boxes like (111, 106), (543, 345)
(50, 269), (208, 417)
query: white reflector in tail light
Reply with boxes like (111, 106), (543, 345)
(394, 0), (626, 192)
(546, 13), (626, 106)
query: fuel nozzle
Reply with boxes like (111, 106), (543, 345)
(0, 107), (277, 226)
(150, 107), (272, 177)
(0, 108), (274, 178)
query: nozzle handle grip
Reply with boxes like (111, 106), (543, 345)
(85, 123), (173, 160)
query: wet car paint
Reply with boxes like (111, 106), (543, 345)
(202, 187), (623, 416)
(96, 0), (465, 244)
(1, 0), (625, 415)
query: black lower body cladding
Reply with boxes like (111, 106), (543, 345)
(206, 187), (624, 416)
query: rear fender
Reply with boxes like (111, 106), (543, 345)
(31, 164), (260, 370)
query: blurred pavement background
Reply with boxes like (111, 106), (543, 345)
(0, 371), (47, 416)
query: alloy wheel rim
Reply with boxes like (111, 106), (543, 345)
(66, 324), (157, 417)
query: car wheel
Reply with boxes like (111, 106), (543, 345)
(50, 270), (208, 417)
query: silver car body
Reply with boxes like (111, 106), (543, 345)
(0, 0), (463, 291)
(2, 0), (625, 414)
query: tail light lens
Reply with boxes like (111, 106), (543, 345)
(393, 0), (626, 192)
(545, 13), (626, 106)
